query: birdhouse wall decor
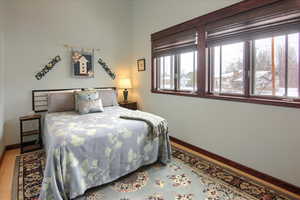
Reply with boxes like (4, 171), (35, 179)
(72, 50), (94, 78)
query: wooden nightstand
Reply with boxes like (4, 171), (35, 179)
(19, 114), (43, 153)
(119, 101), (138, 110)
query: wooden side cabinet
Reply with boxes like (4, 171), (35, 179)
(19, 114), (43, 153)
(119, 101), (138, 110)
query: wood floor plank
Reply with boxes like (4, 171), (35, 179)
(0, 149), (20, 200)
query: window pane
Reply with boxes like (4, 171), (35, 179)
(179, 51), (197, 91)
(195, 52), (198, 91)
(159, 55), (175, 90)
(211, 46), (220, 93)
(221, 42), (244, 94)
(154, 58), (157, 88)
(164, 56), (174, 89)
(159, 57), (164, 88)
(253, 36), (286, 96)
(287, 33), (299, 97)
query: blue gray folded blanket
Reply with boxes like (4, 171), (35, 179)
(120, 110), (168, 139)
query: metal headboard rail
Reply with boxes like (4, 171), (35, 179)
(32, 87), (117, 112)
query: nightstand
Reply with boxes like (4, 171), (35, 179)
(19, 114), (43, 153)
(119, 101), (138, 110)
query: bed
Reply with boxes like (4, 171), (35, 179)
(32, 88), (172, 200)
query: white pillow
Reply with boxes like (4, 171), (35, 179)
(97, 89), (118, 107)
(78, 98), (104, 115)
(74, 90), (99, 111)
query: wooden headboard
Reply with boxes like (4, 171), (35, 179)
(32, 87), (116, 112)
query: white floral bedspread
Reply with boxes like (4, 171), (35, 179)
(39, 106), (171, 200)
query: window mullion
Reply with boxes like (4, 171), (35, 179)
(193, 51), (196, 92)
(197, 26), (206, 96)
(285, 35), (289, 97)
(298, 33), (300, 97)
(157, 58), (160, 89)
(271, 37), (276, 96)
(208, 48), (212, 93)
(152, 57), (155, 90)
(178, 54), (181, 91)
(244, 41), (251, 97)
(171, 55), (174, 90)
(251, 41), (255, 95)
(219, 46), (222, 93)
(174, 54), (179, 91)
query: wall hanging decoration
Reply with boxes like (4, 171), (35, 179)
(137, 58), (146, 71)
(64, 44), (100, 52)
(98, 58), (116, 80)
(72, 50), (94, 78)
(35, 55), (61, 80)
(64, 44), (116, 80)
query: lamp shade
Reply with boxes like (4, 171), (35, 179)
(119, 78), (132, 89)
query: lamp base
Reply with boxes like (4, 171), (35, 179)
(123, 89), (128, 102)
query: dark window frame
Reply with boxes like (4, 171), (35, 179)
(208, 42), (247, 96)
(207, 33), (300, 101)
(153, 48), (198, 94)
(151, 0), (300, 109)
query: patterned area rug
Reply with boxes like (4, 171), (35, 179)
(12, 145), (294, 200)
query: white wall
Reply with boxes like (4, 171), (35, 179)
(0, 0), (6, 158)
(4, 0), (133, 145)
(2, 0), (300, 187)
(131, 0), (300, 186)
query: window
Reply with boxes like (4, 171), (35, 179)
(152, 0), (300, 108)
(155, 50), (198, 92)
(179, 51), (198, 91)
(288, 33), (300, 97)
(210, 42), (245, 94)
(253, 36), (285, 97)
(253, 33), (299, 98)
(157, 55), (175, 90)
(204, 0), (300, 107)
(208, 33), (300, 100)
(152, 29), (198, 93)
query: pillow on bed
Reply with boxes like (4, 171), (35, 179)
(48, 92), (75, 113)
(98, 89), (118, 107)
(74, 90), (99, 111)
(77, 96), (104, 114)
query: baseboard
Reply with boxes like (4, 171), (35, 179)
(169, 136), (300, 197)
(6, 143), (20, 150)
(6, 141), (36, 150)
(0, 146), (5, 167)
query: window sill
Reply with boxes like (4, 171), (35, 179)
(204, 94), (300, 108)
(151, 89), (199, 97)
(151, 89), (300, 109)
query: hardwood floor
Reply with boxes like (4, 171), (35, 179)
(0, 149), (20, 200)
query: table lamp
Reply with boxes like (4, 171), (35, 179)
(119, 78), (132, 102)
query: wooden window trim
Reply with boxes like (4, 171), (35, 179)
(298, 32), (300, 96)
(151, 0), (300, 109)
(285, 35), (289, 96)
(151, 0), (282, 40)
(249, 33), (299, 99)
(153, 49), (198, 93)
(151, 89), (199, 97)
(152, 89), (300, 108)
(197, 25), (206, 96)
(244, 41), (251, 97)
